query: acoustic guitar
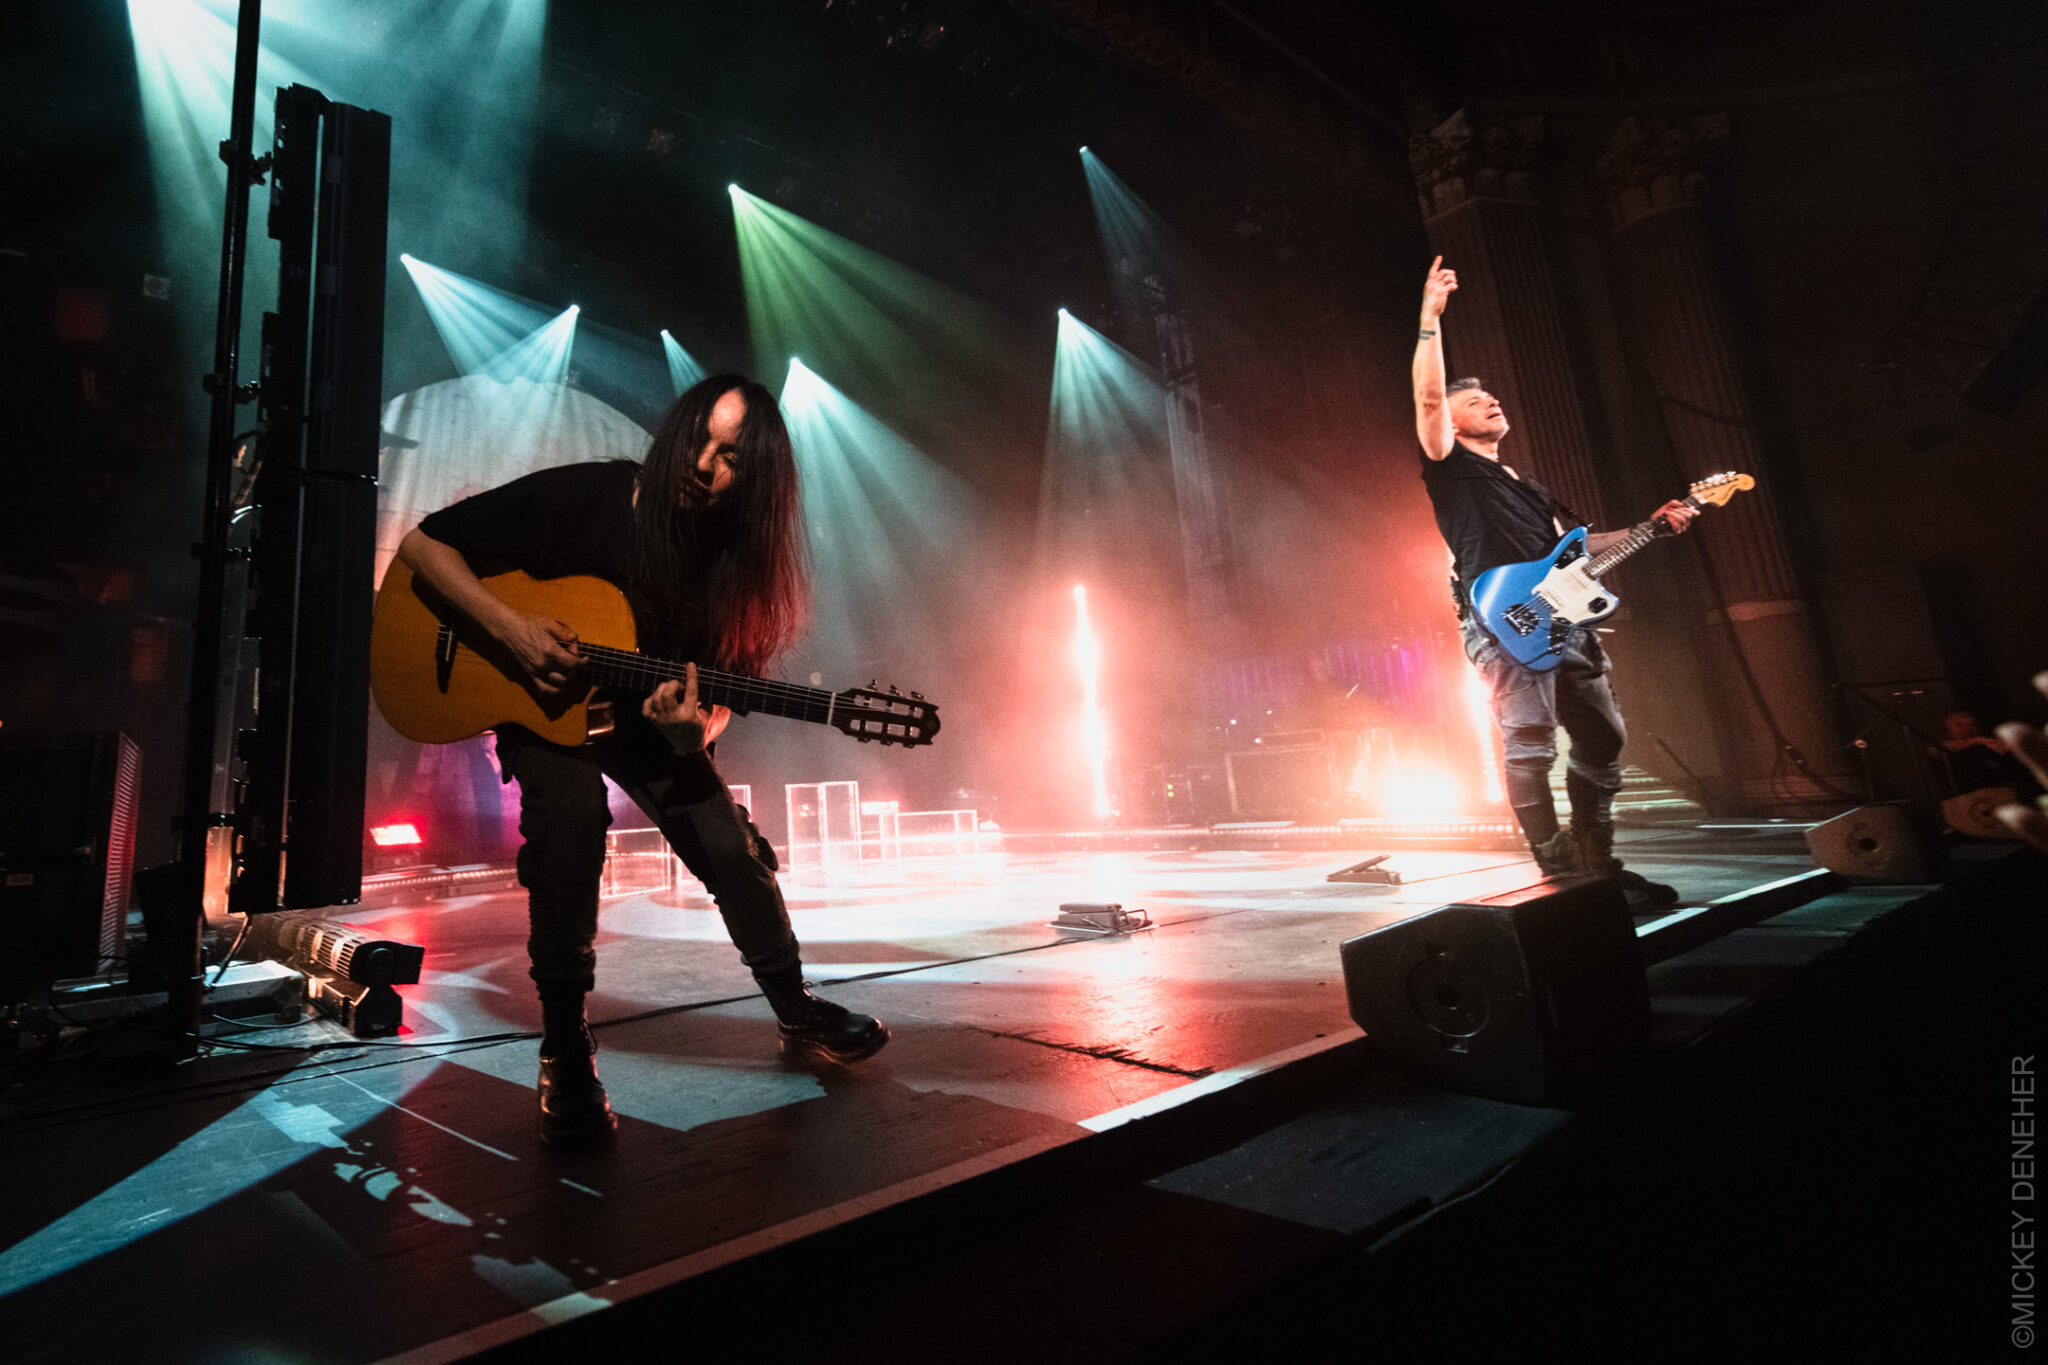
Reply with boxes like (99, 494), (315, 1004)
(369, 559), (940, 748)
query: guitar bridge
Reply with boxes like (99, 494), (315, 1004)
(1503, 602), (1542, 637)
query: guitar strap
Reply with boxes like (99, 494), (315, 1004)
(1447, 572), (1473, 622)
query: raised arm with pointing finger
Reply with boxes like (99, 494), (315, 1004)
(1414, 255), (1458, 461)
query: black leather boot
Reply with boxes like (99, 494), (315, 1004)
(1530, 827), (1585, 877)
(756, 966), (890, 1062)
(1572, 820), (1679, 908)
(537, 986), (616, 1144)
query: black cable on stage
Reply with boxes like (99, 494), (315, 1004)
(1687, 530), (1863, 805)
(0, 921), (1162, 1130)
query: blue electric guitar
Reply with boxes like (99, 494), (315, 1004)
(1469, 471), (1754, 670)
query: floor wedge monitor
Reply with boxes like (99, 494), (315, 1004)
(1804, 802), (1948, 883)
(1340, 874), (1649, 1107)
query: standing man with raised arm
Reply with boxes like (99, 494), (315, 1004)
(1412, 257), (1693, 903)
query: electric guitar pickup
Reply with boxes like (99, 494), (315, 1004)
(1467, 471), (1754, 671)
(369, 559), (940, 748)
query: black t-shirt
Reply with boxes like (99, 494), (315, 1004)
(1419, 441), (1583, 586)
(418, 461), (639, 588)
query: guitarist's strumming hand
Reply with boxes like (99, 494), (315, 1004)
(397, 525), (585, 696)
(642, 663), (731, 755)
(502, 614), (585, 696)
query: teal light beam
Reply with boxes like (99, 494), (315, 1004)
(1041, 309), (1173, 559)
(400, 255), (566, 379)
(126, 0), (320, 243)
(481, 305), (579, 387)
(1078, 148), (1236, 330)
(662, 331), (708, 396)
(779, 358), (975, 673)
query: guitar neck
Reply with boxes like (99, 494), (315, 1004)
(580, 644), (835, 722)
(424, 618), (838, 723)
(1584, 496), (1699, 578)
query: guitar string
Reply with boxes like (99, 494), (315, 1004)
(1584, 495), (1701, 578)
(1583, 481), (1729, 577)
(578, 645), (836, 714)
(577, 644), (929, 718)
(431, 626), (930, 726)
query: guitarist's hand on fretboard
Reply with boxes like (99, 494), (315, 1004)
(1651, 499), (1698, 537)
(642, 663), (729, 755)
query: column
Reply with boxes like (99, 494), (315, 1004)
(1596, 114), (1849, 804)
(1409, 109), (1607, 527)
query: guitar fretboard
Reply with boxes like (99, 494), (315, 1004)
(1584, 496), (1701, 578)
(434, 625), (838, 724)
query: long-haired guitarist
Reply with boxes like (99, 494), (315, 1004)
(397, 373), (888, 1143)
(1413, 257), (1694, 903)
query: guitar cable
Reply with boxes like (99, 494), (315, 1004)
(1686, 527), (1862, 805)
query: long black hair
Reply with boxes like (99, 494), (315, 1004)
(629, 374), (809, 676)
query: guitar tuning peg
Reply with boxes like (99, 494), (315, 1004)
(910, 691), (924, 701)
(888, 685), (900, 696)
(868, 678), (878, 690)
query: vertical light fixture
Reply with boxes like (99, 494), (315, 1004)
(1073, 584), (1113, 820)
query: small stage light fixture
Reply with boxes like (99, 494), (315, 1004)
(1051, 902), (1151, 935)
(239, 910), (424, 1037)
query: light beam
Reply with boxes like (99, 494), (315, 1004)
(1073, 585), (1113, 820)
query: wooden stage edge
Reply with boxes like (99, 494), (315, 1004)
(376, 852), (1910, 1365)
(379, 1029), (1358, 1365)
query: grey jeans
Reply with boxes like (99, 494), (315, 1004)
(1461, 615), (1626, 824)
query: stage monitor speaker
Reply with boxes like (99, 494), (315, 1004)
(1804, 802), (1947, 883)
(0, 732), (140, 999)
(1941, 786), (2020, 842)
(1339, 875), (1649, 1107)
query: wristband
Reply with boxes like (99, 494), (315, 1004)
(1418, 328), (1436, 339)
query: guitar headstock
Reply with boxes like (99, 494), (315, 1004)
(1688, 470), (1755, 507)
(831, 686), (941, 748)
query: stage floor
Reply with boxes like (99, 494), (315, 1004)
(0, 824), (1941, 1363)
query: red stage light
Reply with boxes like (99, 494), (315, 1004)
(370, 822), (424, 847)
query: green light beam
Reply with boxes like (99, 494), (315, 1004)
(730, 186), (1022, 422)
